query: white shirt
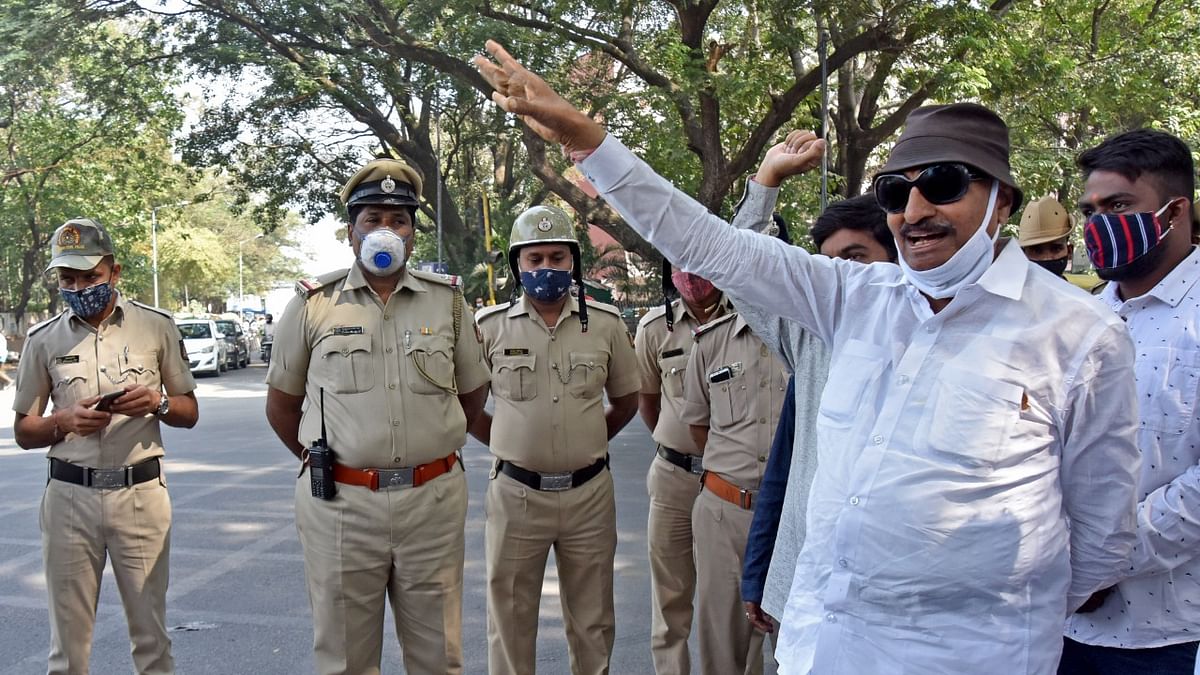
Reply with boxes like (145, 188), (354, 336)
(1067, 246), (1200, 649)
(579, 135), (1141, 674)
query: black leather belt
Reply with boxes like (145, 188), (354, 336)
(49, 457), (161, 489)
(657, 445), (704, 475)
(496, 456), (608, 492)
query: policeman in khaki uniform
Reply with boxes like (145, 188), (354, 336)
(13, 218), (199, 675)
(470, 205), (640, 675)
(265, 158), (490, 675)
(634, 264), (730, 675)
(681, 312), (788, 675)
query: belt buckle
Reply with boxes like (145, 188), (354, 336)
(738, 488), (752, 509)
(378, 468), (414, 489)
(89, 468), (128, 489)
(539, 472), (573, 492)
(687, 457), (704, 475)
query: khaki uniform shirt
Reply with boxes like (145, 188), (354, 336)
(634, 298), (730, 455)
(267, 265), (490, 468)
(13, 293), (196, 467)
(477, 295), (640, 473)
(680, 313), (788, 489)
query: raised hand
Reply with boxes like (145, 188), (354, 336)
(473, 40), (607, 154)
(755, 130), (827, 188)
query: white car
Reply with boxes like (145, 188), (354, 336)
(176, 319), (229, 376)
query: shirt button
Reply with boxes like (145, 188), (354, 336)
(550, 335), (556, 341)
(392, 420), (400, 427)
(872, 435), (884, 445)
(386, 347), (394, 354)
(758, 455), (766, 463)
(898, 375), (910, 385)
(389, 384), (396, 390)
(759, 417), (767, 424)
(552, 395), (560, 402)
(825, 612), (837, 624)
(760, 380), (767, 388)
(97, 336), (104, 341)
(925, 325), (936, 334)
(849, 496), (861, 506)
(392, 457), (401, 463)
(838, 557), (849, 568)
(99, 366), (107, 372)
(383, 314), (391, 320)
(342, 348), (349, 355)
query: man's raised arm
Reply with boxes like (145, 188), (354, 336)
(474, 40), (849, 344)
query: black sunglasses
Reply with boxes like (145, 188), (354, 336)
(873, 163), (984, 214)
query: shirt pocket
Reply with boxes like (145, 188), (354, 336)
(493, 354), (537, 401)
(50, 359), (92, 403)
(818, 339), (888, 429)
(1142, 347), (1200, 435)
(707, 366), (749, 428)
(567, 351), (608, 399)
(917, 366), (1023, 467)
(405, 334), (455, 395)
(119, 351), (159, 387)
(657, 352), (690, 398)
(317, 334), (375, 394)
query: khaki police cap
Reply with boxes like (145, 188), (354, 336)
(46, 218), (115, 272)
(1018, 196), (1072, 247)
(339, 158), (424, 209)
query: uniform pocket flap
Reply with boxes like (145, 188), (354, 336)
(495, 353), (536, 372)
(119, 352), (159, 375)
(403, 334), (452, 357)
(319, 334), (372, 358)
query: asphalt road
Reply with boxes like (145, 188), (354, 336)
(0, 363), (777, 674)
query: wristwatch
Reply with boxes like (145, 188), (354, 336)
(154, 394), (170, 418)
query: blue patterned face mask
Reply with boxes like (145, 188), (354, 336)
(520, 268), (573, 302)
(61, 281), (113, 318)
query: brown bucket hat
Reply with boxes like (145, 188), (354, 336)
(877, 103), (1024, 212)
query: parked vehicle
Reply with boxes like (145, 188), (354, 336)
(176, 318), (229, 376)
(214, 319), (250, 369)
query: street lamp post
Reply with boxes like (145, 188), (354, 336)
(238, 234), (264, 312)
(149, 200), (193, 308)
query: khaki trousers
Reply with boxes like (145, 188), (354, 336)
(485, 468), (617, 675)
(295, 467), (467, 675)
(41, 476), (174, 675)
(692, 488), (766, 675)
(646, 455), (702, 675)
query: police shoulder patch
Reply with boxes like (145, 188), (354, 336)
(296, 268), (349, 297)
(691, 311), (737, 341)
(475, 302), (510, 323)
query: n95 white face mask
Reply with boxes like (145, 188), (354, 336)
(358, 229), (408, 276)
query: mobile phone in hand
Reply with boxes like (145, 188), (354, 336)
(93, 391), (124, 412)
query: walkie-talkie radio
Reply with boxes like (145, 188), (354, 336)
(309, 388), (336, 500)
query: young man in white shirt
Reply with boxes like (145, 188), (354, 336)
(1062, 129), (1200, 674)
(474, 41), (1143, 675)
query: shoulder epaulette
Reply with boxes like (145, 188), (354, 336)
(26, 312), (66, 338)
(475, 302), (511, 322)
(129, 300), (174, 320)
(691, 311), (738, 341)
(1090, 280), (1108, 295)
(586, 300), (622, 318)
(638, 304), (669, 328)
(296, 268), (349, 297)
(410, 268), (462, 289)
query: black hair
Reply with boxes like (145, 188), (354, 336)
(1077, 129), (1196, 204)
(810, 194), (898, 262)
(347, 205), (419, 230)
